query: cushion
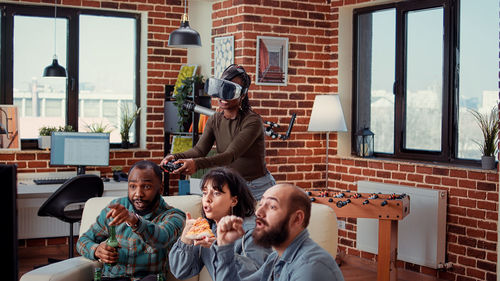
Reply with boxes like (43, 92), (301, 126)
(308, 203), (338, 258)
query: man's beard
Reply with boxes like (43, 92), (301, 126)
(128, 192), (161, 216)
(253, 215), (289, 248)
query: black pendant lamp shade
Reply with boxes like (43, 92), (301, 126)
(43, 0), (67, 78)
(43, 56), (67, 77)
(168, 13), (201, 48)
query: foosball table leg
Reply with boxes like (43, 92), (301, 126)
(377, 219), (398, 281)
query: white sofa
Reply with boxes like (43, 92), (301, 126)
(20, 195), (338, 281)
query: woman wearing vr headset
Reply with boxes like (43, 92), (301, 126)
(160, 64), (275, 200)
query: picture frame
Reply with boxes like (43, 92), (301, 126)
(214, 36), (234, 79)
(0, 105), (20, 150)
(256, 36), (289, 86)
(170, 135), (193, 154)
(173, 64), (199, 96)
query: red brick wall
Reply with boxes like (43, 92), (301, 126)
(5, 0), (499, 280)
(212, 0), (338, 187)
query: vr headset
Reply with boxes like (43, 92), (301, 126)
(204, 77), (243, 100)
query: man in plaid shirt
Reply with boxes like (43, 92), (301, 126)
(77, 160), (185, 281)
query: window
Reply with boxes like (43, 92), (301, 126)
(0, 5), (140, 148)
(353, 0), (498, 164)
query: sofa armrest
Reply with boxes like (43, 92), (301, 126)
(20, 257), (100, 281)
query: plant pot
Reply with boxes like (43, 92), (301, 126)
(38, 136), (51, 149)
(481, 155), (496, 170)
(121, 140), (130, 149)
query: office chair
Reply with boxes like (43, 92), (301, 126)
(38, 174), (104, 259)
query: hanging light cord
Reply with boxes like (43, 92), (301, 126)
(53, 0), (57, 59)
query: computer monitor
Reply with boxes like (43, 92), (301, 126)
(50, 132), (110, 175)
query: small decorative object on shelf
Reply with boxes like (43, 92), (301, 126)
(355, 128), (374, 158)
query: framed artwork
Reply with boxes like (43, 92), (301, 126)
(256, 36), (289, 86)
(0, 105), (20, 150)
(173, 64), (198, 96)
(170, 135), (192, 154)
(214, 36), (234, 78)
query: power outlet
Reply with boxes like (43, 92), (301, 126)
(337, 220), (346, 230)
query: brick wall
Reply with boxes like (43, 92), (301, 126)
(212, 0), (338, 187)
(5, 0), (500, 280)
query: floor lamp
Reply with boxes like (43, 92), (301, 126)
(308, 95), (347, 188)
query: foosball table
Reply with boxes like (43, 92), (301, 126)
(306, 189), (410, 281)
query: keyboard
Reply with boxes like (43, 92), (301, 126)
(33, 178), (69, 185)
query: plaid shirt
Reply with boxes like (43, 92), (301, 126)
(77, 197), (185, 281)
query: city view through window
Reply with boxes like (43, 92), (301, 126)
(13, 14), (136, 144)
(367, 0), (497, 160)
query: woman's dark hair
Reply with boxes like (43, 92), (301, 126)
(221, 64), (252, 113)
(200, 167), (255, 222)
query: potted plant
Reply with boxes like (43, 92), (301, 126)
(84, 121), (113, 133)
(38, 125), (74, 149)
(174, 74), (204, 132)
(120, 103), (141, 149)
(469, 106), (499, 169)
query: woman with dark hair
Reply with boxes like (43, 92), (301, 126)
(168, 167), (271, 280)
(161, 64), (275, 200)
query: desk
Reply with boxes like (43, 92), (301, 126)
(17, 175), (128, 239)
(18, 181), (128, 198)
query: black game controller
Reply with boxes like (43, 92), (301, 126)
(162, 161), (183, 172)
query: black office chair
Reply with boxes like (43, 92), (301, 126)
(38, 174), (104, 259)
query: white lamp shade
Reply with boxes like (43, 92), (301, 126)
(308, 94), (347, 132)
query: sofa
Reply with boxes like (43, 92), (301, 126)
(20, 194), (338, 281)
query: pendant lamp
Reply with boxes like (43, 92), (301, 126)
(168, 0), (201, 48)
(43, 0), (66, 77)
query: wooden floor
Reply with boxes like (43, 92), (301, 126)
(17, 244), (446, 281)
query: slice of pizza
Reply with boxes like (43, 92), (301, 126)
(186, 217), (215, 240)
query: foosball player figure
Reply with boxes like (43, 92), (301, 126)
(368, 193), (378, 200)
(336, 199), (351, 208)
(334, 192), (345, 198)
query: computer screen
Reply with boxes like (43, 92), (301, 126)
(50, 132), (110, 173)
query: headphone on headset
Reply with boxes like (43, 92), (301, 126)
(221, 64), (251, 95)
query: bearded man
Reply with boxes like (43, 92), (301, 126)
(77, 160), (185, 281)
(214, 183), (344, 281)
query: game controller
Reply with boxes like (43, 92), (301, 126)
(162, 161), (183, 172)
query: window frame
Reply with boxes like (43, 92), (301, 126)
(351, 0), (480, 166)
(0, 4), (141, 149)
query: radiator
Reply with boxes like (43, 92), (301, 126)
(17, 198), (81, 239)
(356, 180), (447, 269)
